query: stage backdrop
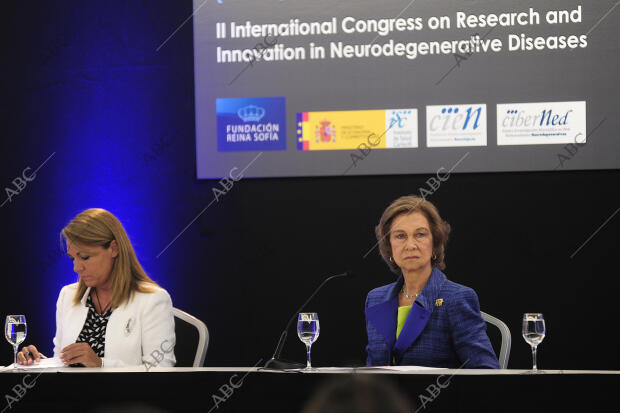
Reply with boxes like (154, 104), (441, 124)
(194, 0), (619, 178)
(2, 0), (619, 371)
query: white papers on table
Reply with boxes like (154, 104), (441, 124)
(2, 357), (66, 370)
(358, 365), (448, 371)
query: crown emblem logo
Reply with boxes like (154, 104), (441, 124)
(237, 105), (266, 122)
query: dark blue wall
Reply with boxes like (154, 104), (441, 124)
(2, 0), (619, 370)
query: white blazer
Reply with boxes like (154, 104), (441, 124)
(52, 282), (176, 368)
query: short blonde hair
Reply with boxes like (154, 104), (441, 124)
(375, 196), (451, 273)
(62, 208), (158, 308)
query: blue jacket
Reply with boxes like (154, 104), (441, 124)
(365, 267), (499, 368)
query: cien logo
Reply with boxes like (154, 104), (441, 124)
(429, 106), (483, 131)
(237, 105), (266, 122)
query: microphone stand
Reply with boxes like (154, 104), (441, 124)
(263, 272), (350, 369)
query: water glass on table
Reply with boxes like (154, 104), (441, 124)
(5, 315), (27, 368)
(522, 313), (545, 371)
(297, 312), (320, 370)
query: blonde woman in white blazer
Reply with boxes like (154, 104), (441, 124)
(18, 208), (176, 368)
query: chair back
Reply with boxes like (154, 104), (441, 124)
(481, 311), (511, 369)
(172, 308), (209, 367)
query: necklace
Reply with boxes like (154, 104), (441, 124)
(400, 286), (419, 300)
(94, 288), (111, 314)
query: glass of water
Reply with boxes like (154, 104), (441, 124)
(522, 313), (545, 370)
(5, 315), (27, 368)
(297, 312), (320, 370)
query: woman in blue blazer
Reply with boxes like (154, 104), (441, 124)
(365, 196), (499, 368)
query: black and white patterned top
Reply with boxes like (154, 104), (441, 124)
(76, 294), (113, 357)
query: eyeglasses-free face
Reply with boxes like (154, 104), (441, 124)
(66, 241), (118, 289)
(389, 212), (434, 273)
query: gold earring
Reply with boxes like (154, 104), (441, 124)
(432, 254), (437, 260)
(389, 256), (394, 263)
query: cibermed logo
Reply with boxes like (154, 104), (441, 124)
(497, 101), (586, 145)
(501, 107), (572, 128)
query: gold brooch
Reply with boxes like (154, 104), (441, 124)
(435, 298), (444, 307)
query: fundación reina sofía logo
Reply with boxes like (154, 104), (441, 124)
(237, 105), (266, 122)
(216, 96), (287, 152)
(496, 101), (586, 145)
(426, 104), (487, 147)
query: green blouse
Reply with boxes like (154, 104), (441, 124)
(396, 305), (412, 338)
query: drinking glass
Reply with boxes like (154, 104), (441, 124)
(5, 315), (27, 368)
(522, 313), (545, 370)
(297, 312), (320, 370)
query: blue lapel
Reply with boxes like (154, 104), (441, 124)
(392, 303), (430, 363)
(392, 268), (447, 362)
(367, 268), (448, 364)
(365, 279), (400, 355)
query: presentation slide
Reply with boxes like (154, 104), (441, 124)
(193, 0), (619, 178)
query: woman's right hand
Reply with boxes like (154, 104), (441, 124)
(16, 345), (41, 365)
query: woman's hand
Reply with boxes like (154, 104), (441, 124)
(60, 343), (102, 367)
(16, 345), (42, 365)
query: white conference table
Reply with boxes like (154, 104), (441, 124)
(1, 366), (618, 412)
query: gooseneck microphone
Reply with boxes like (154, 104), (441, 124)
(263, 271), (354, 369)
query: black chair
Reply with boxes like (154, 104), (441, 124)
(172, 308), (209, 367)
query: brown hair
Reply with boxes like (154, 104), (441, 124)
(62, 208), (159, 308)
(301, 374), (413, 413)
(375, 196), (451, 273)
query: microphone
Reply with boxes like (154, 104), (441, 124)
(263, 270), (354, 369)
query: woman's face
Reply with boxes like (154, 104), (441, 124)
(389, 212), (434, 273)
(66, 241), (118, 289)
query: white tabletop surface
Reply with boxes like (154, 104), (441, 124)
(1, 366), (620, 374)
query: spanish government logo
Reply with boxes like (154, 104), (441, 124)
(297, 108), (418, 150)
(216, 97), (286, 152)
(315, 120), (336, 143)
